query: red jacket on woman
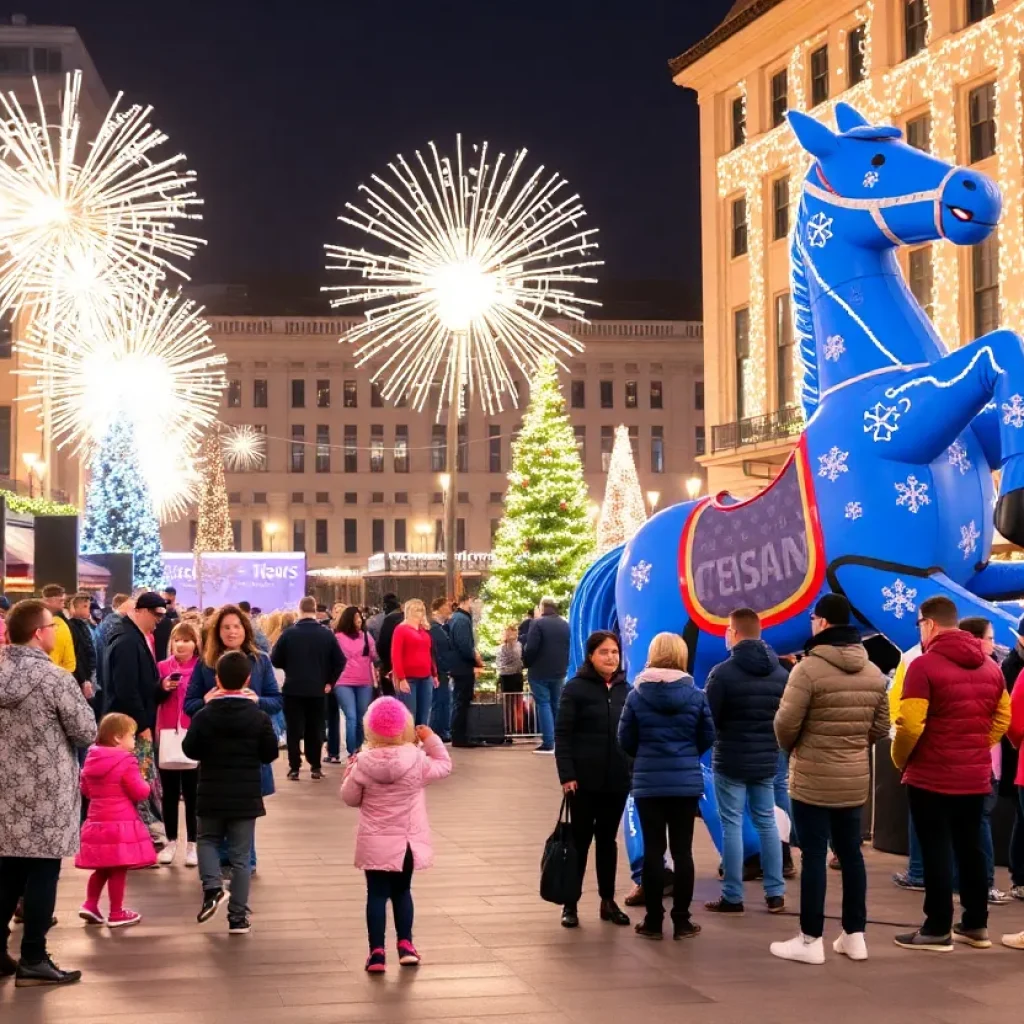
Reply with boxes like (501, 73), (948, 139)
(390, 623), (436, 681)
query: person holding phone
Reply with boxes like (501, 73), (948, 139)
(155, 623), (202, 867)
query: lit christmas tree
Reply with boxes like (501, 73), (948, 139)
(596, 425), (647, 554)
(81, 418), (165, 588)
(479, 359), (594, 650)
(193, 426), (234, 554)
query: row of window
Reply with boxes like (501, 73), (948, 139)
(730, 0), (996, 151)
(0, 46), (62, 75)
(229, 490), (511, 507)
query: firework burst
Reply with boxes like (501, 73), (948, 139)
(222, 424), (266, 472)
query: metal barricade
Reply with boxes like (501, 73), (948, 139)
(481, 688), (541, 741)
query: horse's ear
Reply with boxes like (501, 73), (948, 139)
(787, 110), (838, 160)
(835, 102), (870, 134)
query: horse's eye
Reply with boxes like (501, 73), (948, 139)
(871, 154), (886, 167)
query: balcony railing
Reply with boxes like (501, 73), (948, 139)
(711, 406), (804, 453)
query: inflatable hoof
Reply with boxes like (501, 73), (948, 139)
(995, 491), (1024, 549)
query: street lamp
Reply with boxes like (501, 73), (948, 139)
(22, 452), (45, 498)
(646, 490), (661, 514)
(685, 476), (702, 501)
(415, 521), (433, 553)
(266, 521), (280, 551)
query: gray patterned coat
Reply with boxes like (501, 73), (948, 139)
(0, 644), (98, 859)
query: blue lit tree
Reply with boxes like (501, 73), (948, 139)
(81, 418), (165, 589)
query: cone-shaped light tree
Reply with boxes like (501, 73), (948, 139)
(193, 426), (234, 554)
(596, 424), (647, 554)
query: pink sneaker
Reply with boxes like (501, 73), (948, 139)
(365, 948), (386, 973)
(79, 902), (104, 925)
(107, 908), (142, 928)
(397, 940), (420, 966)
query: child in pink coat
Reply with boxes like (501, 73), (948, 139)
(76, 713), (157, 927)
(341, 696), (452, 973)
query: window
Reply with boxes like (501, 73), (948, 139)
(253, 491), (267, 504)
(650, 381), (663, 409)
(31, 47), (62, 73)
(394, 426), (409, 473)
(343, 380), (357, 407)
(489, 491), (503, 503)
(395, 491), (408, 504)
(695, 425), (706, 457)
(571, 380), (585, 408)
(810, 45), (829, 106)
(394, 519), (407, 552)
(0, 48), (29, 73)
(905, 0), (927, 59)
(434, 519), (443, 553)
(731, 95), (746, 150)
(227, 379), (241, 407)
(624, 381), (638, 409)
(231, 520), (242, 550)
(370, 425), (384, 473)
(491, 519), (501, 545)
(628, 426), (639, 461)
(601, 426), (614, 472)
(432, 492), (443, 504)
(371, 492), (384, 504)
(344, 492), (357, 504)
(457, 518), (466, 552)
(770, 69), (788, 127)
(291, 491), (304, 504)
(489, 424), (502, 473)
(228, 492), (241, 504)
(909, 247), (934, 320)
(772, 177), (789, 241)
(344, 519), (357, 554)
(315, 425), (330, 473)
(293, 519), (306, 552)
(600, 380), (613, 408)
(969, 82), (996, 163)
(316, 380), (330, 408)
(456, 423), (467, 473)
(695, 380), (705, 411)
(0, 309), (12, 358)
(372, 519), (385, 553)
(315, 519), (328, 554)
(735, 308), (751, 421)
(344, 425), (357, 473)
(574, 425), (586, 466)
(0, 406), (10, 476)
(651, 427), (665, 474)
(291, 379), (305, 408)
(848, 25), (866, 86)
(776, 293), (796, 409)
(290, 425), (305, 473)
(973, 234), (1000, 336)
(731, 197), (748, 257)
(968, 0), (995, 23)
(253, 379), (268, 408)
(252, 520), (263, 552)
(906, 113), (931, 152)
(431, 425), (446, 471)
(371, 382), (384, 407)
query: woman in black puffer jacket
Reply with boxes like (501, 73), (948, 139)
(554, 630), (631, 930)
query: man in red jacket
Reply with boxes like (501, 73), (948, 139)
(892, 596), (1010, 953)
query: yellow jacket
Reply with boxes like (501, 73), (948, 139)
(49, 614), (76, 676)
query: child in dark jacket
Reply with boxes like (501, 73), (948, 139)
(182, 651), (279, 935)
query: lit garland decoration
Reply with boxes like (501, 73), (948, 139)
(222, 424), (266, 472)
(323, 136), (602, 416)
(596, 425), (648, 555)
(193, 425), (234, 554)
(0, 490), (77, 516)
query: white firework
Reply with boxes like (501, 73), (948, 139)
(0, 71), (204, 315)
(223, 425), (266, 472)
(324, 136), (601, 415)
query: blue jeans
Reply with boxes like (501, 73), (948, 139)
(530, 678), (563, 750)
(429, 674), (451, 740)
(398, 677), (433, 727)
(775, 751), (795, 847)
(715, 773), (784, 902)
(219, 833), (256, 869)
(336, 685), (373, 756)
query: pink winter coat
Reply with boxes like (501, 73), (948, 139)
(155, 655), (198, 737)
(75, 745), (157, 870)
(340, 734), (452, 871)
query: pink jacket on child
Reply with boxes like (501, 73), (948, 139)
(340, 733), (452, 871)
(75, 745), (157, 870)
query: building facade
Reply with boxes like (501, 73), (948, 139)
(673, 0), (1013, 496)
(158, 315), (706, 593)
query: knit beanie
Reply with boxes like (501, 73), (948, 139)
(814, 593), (851, 626)
(365, 696), (411, 739)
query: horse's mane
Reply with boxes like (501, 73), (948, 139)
(791, 193), (818, 420)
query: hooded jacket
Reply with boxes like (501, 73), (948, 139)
(705, 639), (788, 781)
(102, 615), (159, 732)
(522, 610), (570, 681)
(894, 628), (1010, 795)
(76, 745), (156, 870)
(0, 645), (97, 859)
(774, 625), (889, 808)
(340, 733), (453, 871)
(618, 667), (715, 799)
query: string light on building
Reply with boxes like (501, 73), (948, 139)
(596, 425), (648, 555)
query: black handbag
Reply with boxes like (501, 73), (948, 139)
(540, 795), (581, 906)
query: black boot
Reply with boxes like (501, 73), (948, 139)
(599, 900), (630, 926)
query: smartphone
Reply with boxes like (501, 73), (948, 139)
(168, 672), (182, 682)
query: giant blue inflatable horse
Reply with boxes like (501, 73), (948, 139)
(570, 102), (1024, 858)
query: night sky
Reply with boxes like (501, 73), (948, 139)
(22, 1), (735, 313)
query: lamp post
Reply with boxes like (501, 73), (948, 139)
(415, 521), (433, 554)
(266, 521), (279, 552)
(685, 476), (702, 501)
(646, 490), (661, 515)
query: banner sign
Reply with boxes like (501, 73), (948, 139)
(161, 552), (307, 610)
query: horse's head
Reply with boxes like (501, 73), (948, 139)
(788, 102), (1000, 250)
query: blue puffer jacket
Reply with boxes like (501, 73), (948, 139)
(704, 639), (787, 781)
(617, 668), (715, 799)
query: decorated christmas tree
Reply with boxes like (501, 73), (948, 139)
(596, 424), (647, 554)
(194, 426), (234, 554)
(81, 418), (166, 588)
(479, 359), (595, 650)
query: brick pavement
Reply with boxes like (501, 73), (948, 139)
(3, 746), (1024, 1024)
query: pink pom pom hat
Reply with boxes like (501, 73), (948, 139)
(365, 696), (411, 739)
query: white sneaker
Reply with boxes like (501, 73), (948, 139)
(989, 887), (1013, 905)
(833, 931), (868, 961)
(185, 843), (198, 868)
(1001, 930), (1024, 949)
(770, 933), (825, 965)
(157, 841), (177, 866)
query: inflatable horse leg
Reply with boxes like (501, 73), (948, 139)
(966, 561), (1024, 606)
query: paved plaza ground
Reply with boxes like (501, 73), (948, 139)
(3, 746), (1024, 1024)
